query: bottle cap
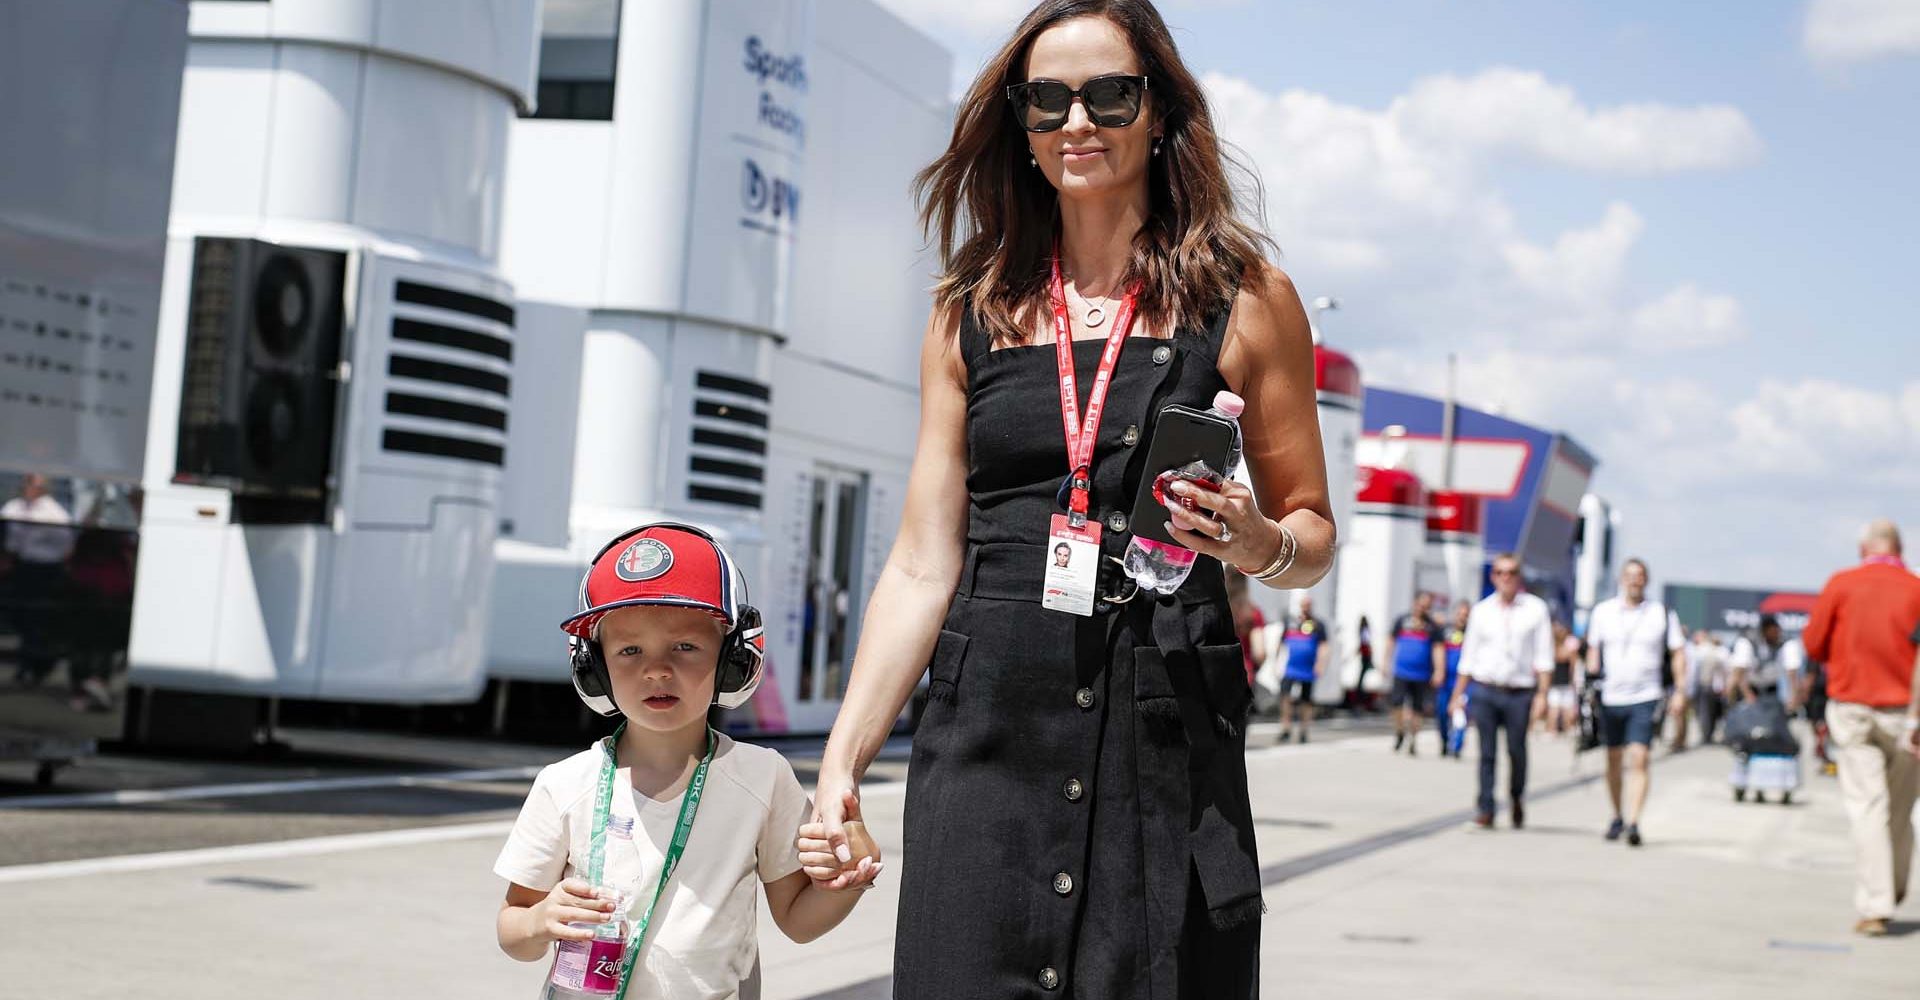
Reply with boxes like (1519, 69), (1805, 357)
(1212, 391), (1245, 419)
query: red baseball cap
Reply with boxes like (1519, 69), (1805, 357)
(561, 524), (743, 640)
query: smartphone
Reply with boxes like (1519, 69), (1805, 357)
(1127, 404), (1237, 547)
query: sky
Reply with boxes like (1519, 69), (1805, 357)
(871, 0), (1920, 591)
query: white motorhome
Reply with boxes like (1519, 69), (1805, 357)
(125, 1), (541, 736)
(486, 0), (952, 735)
(1337, 465), (1429, 695)
(1573, 492), (1621, 632)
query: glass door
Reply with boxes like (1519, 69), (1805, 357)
(796, 464), (869, 706)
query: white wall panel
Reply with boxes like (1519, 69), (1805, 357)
(499, 301), (589, 549)
(169, 43), (274, 222)
(499, 122), (616, 305)
(596, 1), (706, 313)
(261, 43), (362, 223)
(192, 0), (537, 108)
(352, 56), (511, 257)
(373, 0), (539, 107)
(570, 313), (671, 511)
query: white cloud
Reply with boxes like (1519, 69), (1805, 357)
(1501, 201), (1644, 305)
(1627, 284), (1748, 352)
(1729, 378), (1920, 483)
(1805, 0), (1920, 65)
(1395, 69), (1762, 173)
(1205, 70), (1754, 359)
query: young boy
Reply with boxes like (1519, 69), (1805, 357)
(494, 523), (880, 998)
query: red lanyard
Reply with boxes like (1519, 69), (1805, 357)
(1052, 256), (1138, 527)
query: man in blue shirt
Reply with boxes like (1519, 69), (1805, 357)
(1386, 591), (1446, 755)
(1279, 595), (1329, 744)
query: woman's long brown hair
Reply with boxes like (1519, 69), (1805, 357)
(915, 0), (1276, 347)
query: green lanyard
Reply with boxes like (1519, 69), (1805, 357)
(585, 724), (714, 1000)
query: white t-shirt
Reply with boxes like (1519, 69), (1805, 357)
(495, 733), (811, 1000)
(1, 495), (75, 564)
(1687, 642), (1728, 693)
(1727, 636), (1804, 693)
(1589, 597), (1684, 707)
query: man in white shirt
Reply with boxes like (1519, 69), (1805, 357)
(1449, 553), (1555, 829)
(1726, 615), (1804, 708)
(1685, 630), (1730, 745)
(1, 473), (75, 565)
(2, 473), (75, 687)
(1585, 558), (1686, 847)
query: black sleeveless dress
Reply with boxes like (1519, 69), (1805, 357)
(894, 301), (1261, 999)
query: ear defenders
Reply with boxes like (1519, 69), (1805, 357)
(565, 522), (766, 717)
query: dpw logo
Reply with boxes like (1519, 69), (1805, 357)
(740, 159), (800, 234)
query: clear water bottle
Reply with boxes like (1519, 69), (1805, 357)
(1123, 391), (1244, 594)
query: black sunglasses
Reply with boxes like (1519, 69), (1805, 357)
(1007, 74), (1150, 132)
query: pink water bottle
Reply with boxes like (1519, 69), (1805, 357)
(547, 886), (632, 998)
(1123, 391), (1244, 594)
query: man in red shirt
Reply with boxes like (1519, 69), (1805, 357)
(1802, 519), (1920, 937)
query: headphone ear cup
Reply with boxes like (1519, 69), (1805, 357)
(714, 607), (765, 710)
(570, 639), (620, 716)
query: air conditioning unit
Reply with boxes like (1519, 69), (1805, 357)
(174, 238), (346, 521)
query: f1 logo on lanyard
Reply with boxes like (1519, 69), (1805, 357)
(1041, 253), (1138, 617)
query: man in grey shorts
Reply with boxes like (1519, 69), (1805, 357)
(1585, 558), (1686, 847)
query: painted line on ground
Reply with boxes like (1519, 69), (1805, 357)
(0, 819), (517, 885)
(2, 758), (911, 811)
(0, 766), (544, 810)
(1259, 770), (1601, 884)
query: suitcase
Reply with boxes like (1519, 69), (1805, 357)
(1730, 752), (1801, 804)
(1724, 698), (1799, 756)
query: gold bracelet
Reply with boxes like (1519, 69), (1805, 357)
(1248, 524), (1296, 581)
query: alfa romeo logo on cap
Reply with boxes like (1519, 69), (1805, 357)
(614, 538), (674, 582)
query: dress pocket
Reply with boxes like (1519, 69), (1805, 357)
(925, 629), (971, 704)
(1196, 642), (1252, 736)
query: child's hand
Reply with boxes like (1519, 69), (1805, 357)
(530, 878), (620, 942)
(797, 789), (883, 891)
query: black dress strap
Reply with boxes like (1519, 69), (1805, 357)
(1190, 281), (1241, 365)
(957, 308), (993, 373)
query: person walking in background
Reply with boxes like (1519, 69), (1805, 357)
(1276, 595), (1329, 743)
(1801, 656), (1836, 775)
(1728, 614), (1803, 710)
(1800, 519), (1920, 938)
(1386, 591), (1445, 755)
(2, 472), (76, 688)
(1435, 601), (1470, 758)
(1686, 630), (1730, 745)
(1585, 558), (1685, 847)
(1451, 554), (1554, 829)
(1350, 615), (1379, 713)
(1547, 622), (1580, 736)
(1226, 570), (1265, 691)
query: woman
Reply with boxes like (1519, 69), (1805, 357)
(806, 2), (1333, 995)
(1548, 621), (1580, 735)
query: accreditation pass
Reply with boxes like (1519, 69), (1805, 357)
(1041, 514), (1103, 616)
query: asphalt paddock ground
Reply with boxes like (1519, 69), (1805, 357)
(0, 720), (1912, 998)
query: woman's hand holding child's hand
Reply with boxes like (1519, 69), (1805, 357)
(531, 878), (620, 942)
(797, 789), (883, 891)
